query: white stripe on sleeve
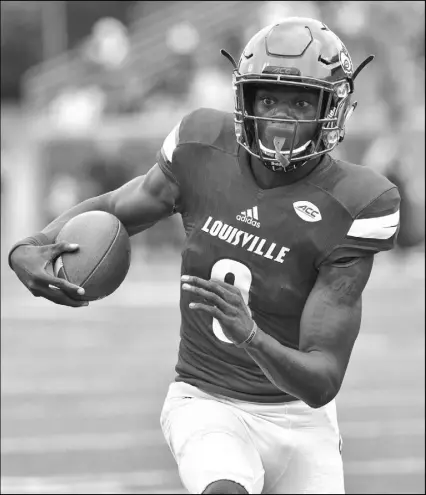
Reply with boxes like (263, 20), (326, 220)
(162, 122), (180, 162)
(347, 210), (400, 240)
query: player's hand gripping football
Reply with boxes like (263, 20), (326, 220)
(181, 275), (254, 346)
(9, 242), (88, 308)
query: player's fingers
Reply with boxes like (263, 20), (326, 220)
(206, 279), (243, 307)
(211, 278), (239, 292)
(209, 281), (249, 315)
(31, 286), (88, 308)
(42, 273), (85, 297)
(51, 241), (79, 258)
(182, 283), (230, 312)
(210, 278), (242, 298)
(181, 276), (233, 300)
(48, 291), (88, 307)
(188, 302), (222, 318)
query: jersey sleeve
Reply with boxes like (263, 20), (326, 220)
(156, 108), (230, 187)
(322, 186), (401, 263)
(156, 120), (182, 185)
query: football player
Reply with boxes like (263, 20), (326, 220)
(9, 18), (400, 494)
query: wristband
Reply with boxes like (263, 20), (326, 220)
(235, 321), (258, 349)
(8, 233), (51, 270)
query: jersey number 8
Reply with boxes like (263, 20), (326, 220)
(210, 259), (253, 343)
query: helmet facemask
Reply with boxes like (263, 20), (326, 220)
(233, 75), (353, 172)
(221, 19), (374, 174)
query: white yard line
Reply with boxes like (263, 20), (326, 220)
(336, 391), (425, 408)
(339, 419), (425, 438)
(344, 457), (425, 476)
(0, 381), (163, 396)
(1, 419), (424, 455)
(1, 282), (180, 316)
(1, 379), (422, 398)
(0, 431), (162, 454)
(1, 391), (424, 421)
(1, 457), (425, 495)
(0, 470), (181, 494)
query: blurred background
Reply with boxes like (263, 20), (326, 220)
(1, 1), (424, 494)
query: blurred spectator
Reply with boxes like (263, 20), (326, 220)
(86, 146), (132, 196)
(386, 165), (425, 251)
(82, 17), (130, 69)
(364, 134), (425, 251)
(189, 66), (234, 111)
(46, 174), (81, 220)
(49, 85), (106, 131)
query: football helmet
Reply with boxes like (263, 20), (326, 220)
(222, 17), (374, 172)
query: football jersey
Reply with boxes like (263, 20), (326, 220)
(157, 108), (400, 403)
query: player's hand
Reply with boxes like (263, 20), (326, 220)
(181, 275), (253, 345)
(9, 242), (88, 308)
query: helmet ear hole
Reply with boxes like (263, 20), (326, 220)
(241, 84), (258, 150)
(242, 84), (258, 116)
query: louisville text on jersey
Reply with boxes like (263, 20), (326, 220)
(202, 216), (290, 263)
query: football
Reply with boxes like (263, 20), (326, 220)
(53, 211), (131, 301)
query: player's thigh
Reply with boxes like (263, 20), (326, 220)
(160, 387), (264, 494)
(268, 404), (344, 494)
(276, 434), (344, 494)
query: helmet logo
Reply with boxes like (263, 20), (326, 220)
(262, 66), (301, 76)
(339, 46), (353, 76)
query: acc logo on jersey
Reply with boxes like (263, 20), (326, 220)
(293, 201), (322, 222)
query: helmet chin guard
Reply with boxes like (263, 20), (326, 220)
(222, 18), (374, 173)
(260, 137), (311, 171)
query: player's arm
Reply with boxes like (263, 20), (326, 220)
(8, 163), (179, 307)
(41, 163), (179, 241)
(244, 256), (373, 408)
(182, 256), (373, 408)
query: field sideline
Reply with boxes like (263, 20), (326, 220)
(1, 251), (424, 494)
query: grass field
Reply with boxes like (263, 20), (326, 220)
(1, 251), (425, 494)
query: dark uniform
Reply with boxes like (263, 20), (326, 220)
(158, 108), (400, 404)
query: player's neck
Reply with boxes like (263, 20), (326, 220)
(249, 155), (322, 189)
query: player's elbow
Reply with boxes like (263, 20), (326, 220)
(307, 390), (337, 409)
(307, 373), (341, 409)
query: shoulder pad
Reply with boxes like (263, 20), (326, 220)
(313, 158), (398, 218)
(347, 187), (400, 241)
(162, 108), (235, 164)
(315, 158), (401, 264)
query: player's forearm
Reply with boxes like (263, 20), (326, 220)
(245, 327), (339, 408)
(41, 196), (164, 242)
(40, 194), (112, 244)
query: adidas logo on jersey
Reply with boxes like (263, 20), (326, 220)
(236, 206), (260, 228)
